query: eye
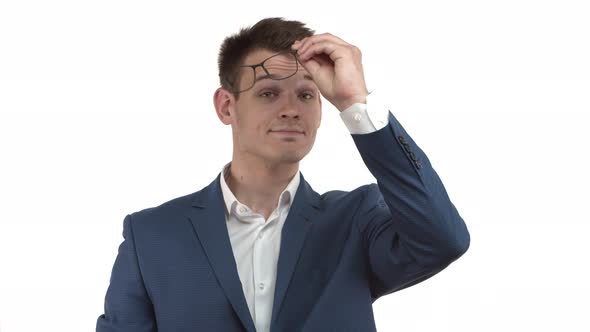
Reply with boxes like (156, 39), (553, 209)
(300, 91), (315, 100)
(258, 89), (279, 98)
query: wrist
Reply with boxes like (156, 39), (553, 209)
(336, 93), (369, 112)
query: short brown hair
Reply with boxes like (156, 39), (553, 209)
(217, 17), (315, 97)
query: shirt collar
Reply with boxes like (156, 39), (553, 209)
(219, 162), (301, 219)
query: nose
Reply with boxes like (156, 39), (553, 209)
(278, 93), (302, 119)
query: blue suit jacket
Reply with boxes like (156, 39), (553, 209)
(97, 112), (470, 332)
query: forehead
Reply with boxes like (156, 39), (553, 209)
(242, 48), (286, 64)
(242, 48), (312, 77)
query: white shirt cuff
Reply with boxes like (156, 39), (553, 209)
(339, 90), (389, 135)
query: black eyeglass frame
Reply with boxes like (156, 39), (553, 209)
(226, 49), (300, 94)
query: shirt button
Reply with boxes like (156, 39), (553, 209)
(354, 113), (362, 122)
(239, 206), (247, 213)
(259, 283), (265, 290)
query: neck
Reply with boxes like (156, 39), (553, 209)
(225, 155), (299, 218)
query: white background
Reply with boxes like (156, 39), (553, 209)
(1, 0), (589, 331)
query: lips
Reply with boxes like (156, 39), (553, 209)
(269, 127), (305, 134)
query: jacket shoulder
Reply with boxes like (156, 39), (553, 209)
(126, 189), (201, 228)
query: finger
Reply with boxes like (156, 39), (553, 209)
(298, 40), (351, 63)
(298, 53), (332, 76)
(296, 34), (348, 56)
(293, 33), (349, 55)
(301, 33), (350, 47)
(297, 56), (320, 77)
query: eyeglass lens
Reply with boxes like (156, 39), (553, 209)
(236, 52), (298, 92)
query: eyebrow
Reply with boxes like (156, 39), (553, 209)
(255, 74), (314, 82)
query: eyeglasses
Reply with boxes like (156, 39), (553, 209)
(227, 50), (300, 94)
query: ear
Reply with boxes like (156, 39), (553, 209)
(214, 87), (234, 125)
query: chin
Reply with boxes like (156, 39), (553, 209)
(271, 149), (308, 164)
(276, 153), (305, 164)
(254, 141), (314, 165)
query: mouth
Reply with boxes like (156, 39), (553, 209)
(269, 130), (305, 136)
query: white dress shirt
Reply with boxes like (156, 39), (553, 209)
(219, 90), (388, 332)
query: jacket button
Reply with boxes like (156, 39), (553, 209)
(409, 152), (417, 161)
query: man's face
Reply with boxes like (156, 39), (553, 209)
(223, 48), (322, 166)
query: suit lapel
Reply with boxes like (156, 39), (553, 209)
(270, 174), (320, 327)
(186, 173), (321, 332)
(187, 175), (256, 332)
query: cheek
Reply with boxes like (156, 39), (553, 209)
(234, 112), (256, 141)
(250, 114), (273, 136)
(308, 107), (322, 128)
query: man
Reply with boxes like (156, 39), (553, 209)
(96, 17), (470, 332)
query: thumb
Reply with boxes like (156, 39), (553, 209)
(299, 57), (320, 77)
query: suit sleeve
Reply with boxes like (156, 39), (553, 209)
(96, 215), (157, 332)
(351, 111), (470, 301)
